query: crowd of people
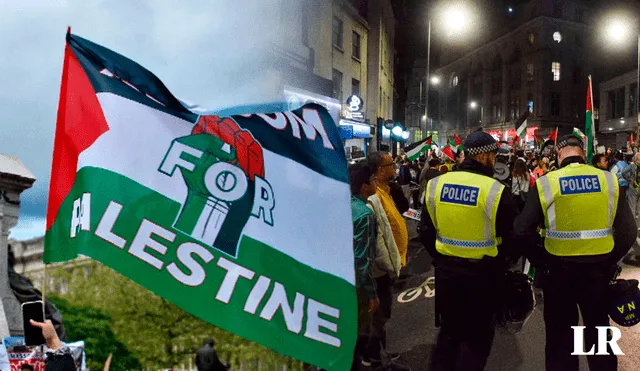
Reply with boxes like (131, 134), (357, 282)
(349, 132), (639, 371)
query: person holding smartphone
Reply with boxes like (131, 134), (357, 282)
(29, 319), (75, 371)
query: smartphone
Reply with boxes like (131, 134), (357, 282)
(22, 301), (46, 346)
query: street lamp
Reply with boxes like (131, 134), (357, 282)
(607, 21), (627, 43)
(469, 100), (483, 124)
(603, 17), (639, 139)
(425, 4), (473, 140)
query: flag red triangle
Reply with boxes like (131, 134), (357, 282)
(454, 134), (462, 146)
(48, 38), (110, 230)
(425, 135), (432, 146)
(441, 145), (455, 161)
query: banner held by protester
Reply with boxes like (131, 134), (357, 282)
(44, 30), (355, 370)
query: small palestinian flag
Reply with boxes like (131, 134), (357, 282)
(441, 145), (455, 161)
(547, 128), (558, 143)
(406, 136), (432, 161)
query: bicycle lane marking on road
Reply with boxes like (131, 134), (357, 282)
(397, 276), (435, 303)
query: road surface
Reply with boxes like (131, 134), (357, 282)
(371, 240), (640, 370)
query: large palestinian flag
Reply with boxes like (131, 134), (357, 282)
(46, 30), (355, 370)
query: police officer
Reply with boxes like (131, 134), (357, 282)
(514, 134), (636, 371)
(420, 131), (518, 371)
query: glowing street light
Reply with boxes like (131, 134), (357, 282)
(607, 21), (627, 43)
(425, 3), (474, 140)
(469, 101), (483, 124)
(602, 15), (639, 134)
(443, 4), (471, 34)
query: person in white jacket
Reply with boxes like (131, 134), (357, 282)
(362, 193), (402, 366)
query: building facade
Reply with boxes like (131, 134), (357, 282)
(302, 0), (396, 159)
(308, 0), (371, 159)
(598, 69), (637, 149)
(405, 58), (432, 144)
(434, 0), (591, 144)
(366, 0), (397, 153)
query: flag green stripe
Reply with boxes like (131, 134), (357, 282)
(586, 111), (594, 163)
(516, 120), (527, 138)
(44, 166), (356, 370)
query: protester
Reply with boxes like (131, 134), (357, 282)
(195, 339), (228, 371)
(621, 152), (640, 266)
(348, 162), (380, 370)
(398, 159), (412, 201)
(611, 152), (629, 191)
(621, 153), (640, 219)
(365, 152), (408, 364)
(452, 150), (464, 171)
(511, 158), (530, 212)
(29, 319), (75, 371)
(443, 157), (454, 172)
(527, 158), (538, 172)
(532, 158), (548, 178)
(389, 181), (410, 214)
(365, 186), (402, 366)
(419, 158), (442, 207)
(368, 152), (409, 266)
(592, 154), (608, 170)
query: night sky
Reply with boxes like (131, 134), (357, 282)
(393, 0), (640, 120)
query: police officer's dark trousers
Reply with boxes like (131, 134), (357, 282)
(430, 259), (501, 371)
(542, 264), (617, 371)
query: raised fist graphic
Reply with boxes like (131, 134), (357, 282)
(162, 115), (268, 257)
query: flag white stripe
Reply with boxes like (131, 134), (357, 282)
(516, 119), (527, 137)
(406, 141), (429, 159)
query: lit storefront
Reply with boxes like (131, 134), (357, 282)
(339, 94), (373, 160)
(486, 127), (539, 145)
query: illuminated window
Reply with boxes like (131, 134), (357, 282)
(553, 32), (562, 43)
(452, 75), (459, 87)
(552, 62), (561, 81)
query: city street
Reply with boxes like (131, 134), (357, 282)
(374, 239), (640, 371)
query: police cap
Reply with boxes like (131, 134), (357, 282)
(608, 279), (640, 327)
(556, 134), (584, 150)
(463, 131), (499, 156)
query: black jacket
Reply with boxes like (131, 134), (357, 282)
(44, 352), (76, 371)
(420, 158), (519, 264)
(513, 156), (636, 267)
(196, 344), (227, 371)
(389, 181), (410, 214)
(398, 165), (412, 185)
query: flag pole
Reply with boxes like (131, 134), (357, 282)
(42, 263), (47, 310)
